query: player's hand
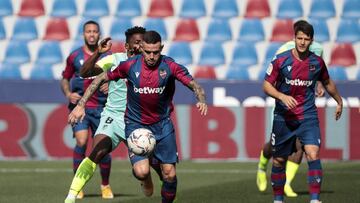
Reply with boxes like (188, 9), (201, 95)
(279, 94), (298, 109)
(99, 82), (109, 94)
(315, 82), (325, 97)
(196, 102), (207, 116)
(335, 103), (343, 121)
(68, 105), (86, 125)
(67, 92), (81, 104)
(98, 37), (112, 54)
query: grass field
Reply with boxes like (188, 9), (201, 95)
(0, 160), (359, 203)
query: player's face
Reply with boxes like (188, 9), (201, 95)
(126, 33), (144, 57)
(83, 23), (100, 47)
(294, 31), (312, 54)
(141, 42), (163, 67)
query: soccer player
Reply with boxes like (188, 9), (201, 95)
(64, 26), (146, 203)
(257, 38), (325, 197)
(263, 20), (342, 203)
(68, 30), (208, 203)
(60, 20), (113, 199)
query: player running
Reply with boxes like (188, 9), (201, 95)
(68, 30), (207, 203)
(263, 20), (342, 203)
(60, 20), (113, 199)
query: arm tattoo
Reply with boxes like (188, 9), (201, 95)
(189, 80), (206, 103)
(78, 72), (108, 107)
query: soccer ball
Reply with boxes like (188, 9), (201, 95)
(127, 128), (156, 156)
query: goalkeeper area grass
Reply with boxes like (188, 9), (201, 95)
(0, 160), (359, 202)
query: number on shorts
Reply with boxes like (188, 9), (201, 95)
(105, 117), (114, 124)
(271, 133), (276, 146)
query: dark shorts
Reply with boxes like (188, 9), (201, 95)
(271, 115), (321, 158)
(125, 117), (178, 165)
(71, 107), (103, 136)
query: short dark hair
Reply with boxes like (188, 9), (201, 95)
(293, 20), (314, 39)
(143, 30), (162, 44)
(83, 20), (100, 33)
(125, 26), (146, 43)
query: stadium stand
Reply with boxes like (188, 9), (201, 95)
(244, 0), (271, 18)
(336, 19), (360, 43)
(147, 0), (174, 17)
(329, 43), (357, 67)
(226, 66), (250, 80)
(270, 19), (294, 42)
(0, 0), (13, 17)
(342, 0), (360, 19)
(11, 17), (38, 41)
(173, 19), (200, 42)
(167, 42), (193, 65)
(0, 18), (6, 40)
(83, 0), (109, 18)
(51, 0), (77, 18)
(308, 18), (330, 42)
(212, 0), (239, 19)
(179, 0), (206, 19)
(36, 41), (63, 64)
(43, 18), (70, 41)
(193, 66), (217, 79)
(18, 0), (45, 17)
(116, 0), (142, 18)
(206, 18), (232, 42)
(29, 63), (54, 79)
(327, 66), (348, 81)
(110, 18), (133, 41)
(276, 0), (303, 19)
(238, 18), (265, 42)
(231, 42), (258, 67)
(110, 41), (126, 53)
(308, 0), (336, 19)
(4, 41), (30, 64)
(198, 42), (225, 66)
(0, 63), (22, 79)
(144, 18), (168, 40)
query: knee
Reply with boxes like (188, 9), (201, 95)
(306, 152), (319, 161)
(273, 157), (286, 168)
(133, 166), (150, 181)
(162, 167), (176, 182)
(76, 137), (87, 147)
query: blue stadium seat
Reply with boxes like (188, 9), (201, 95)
(309, 0), (335, 19)
(116, 0), (141, 18)
(83, 0), (109, 18)
(36, 41), (63, 64)
(143, 18), (167, 40)
(180, 0), (206, 19)
(308, 18), (330, 42)
(342, 0), (360, 19)
(167, 42), (193, 65)
(75, 18), (100, 40)
(110, 18), (133, 41)
(0, 63), (22, 79)
(336, 19), (360, 43)
(11, 17), (38, 41)
(212, 0), (239, 19)
(277, 0), (303, 19)
(231, 42), (258, 67)
(0, 18), (6, 39)
(264, 42), (282, 63)
(4, 41), (30, 64)
(206, 18), (232, 42)
(357, 69), (360, 80)
(226, 66), (250, 80)
(328, 66), (348, 81)
(198, 42), (225, 66)
(0, 0), (13, 17)
(238, 18), (264, 42)
(51, 0), (77, 18)
(71, 39), (84, 52)
(30, 63), (55, 79)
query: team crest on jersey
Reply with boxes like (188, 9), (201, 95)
(309, 65), (316, 71)
(287, 65), (292, 72)
(80, 59), (84, 65)
(266, 63), (273, 75)
(159, 69), (167, 79)
(135, 72), (140, 78)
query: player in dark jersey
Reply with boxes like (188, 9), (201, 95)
(60, 20), (113, 199)
(68, 30), (207, 203)
(263, 20), (343, 203)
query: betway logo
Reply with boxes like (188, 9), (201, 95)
(134, 86), (166, 94)
(285, 78), (313, 87)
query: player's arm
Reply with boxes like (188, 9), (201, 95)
(322, 79), (343, 120)
(188, 80), (207, 115)
(61, 57), (81, 104)
(80, 37), (112, 78)
(263, 80), (297, 109)
(68, 72), (110, 125)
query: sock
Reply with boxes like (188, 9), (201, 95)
(271, 166), (286, 202)
(73, 145), (86, 174)
(99, 153), (112, 186)
(150, 157), (163, 181)
(308, 159), (322, 201)
(286, 160), (300, 185)
(161, 177), (177, 203)
(258, 150), (269, 171)
(68, 157), (96, 196)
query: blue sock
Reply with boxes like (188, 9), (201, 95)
(100, 153), (112, 185)
(73, 145), (86, 174)
(271, 166), (286, 201)
(161, 176), (177, 203)
(308, 159), (322, 200)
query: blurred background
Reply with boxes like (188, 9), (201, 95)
(0, 0), (359, 161)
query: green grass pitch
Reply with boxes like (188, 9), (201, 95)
(0, 160), (359, 202)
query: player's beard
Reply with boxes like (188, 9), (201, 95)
(85, 41), (98, 52)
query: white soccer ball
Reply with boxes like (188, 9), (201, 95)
(127, 128), (156, 156)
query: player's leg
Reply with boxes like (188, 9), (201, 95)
(272, 156), (287, 203)
(88, 109), (113, 198)
(284, 139), (303, 197)
(257, 141), (272, 192)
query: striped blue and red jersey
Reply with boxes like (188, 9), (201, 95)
(62, 47), (110, 109)
(107, 55), (193, 125)
(264, 49), (330, 120)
